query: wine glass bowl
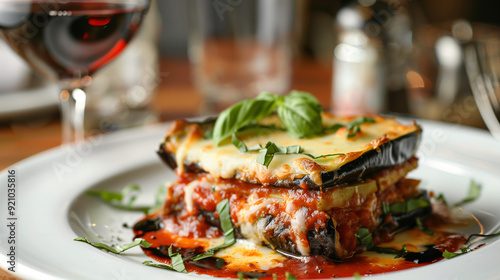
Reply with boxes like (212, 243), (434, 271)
(0, 0), (151, 143)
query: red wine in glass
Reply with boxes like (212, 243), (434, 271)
(0, 0), (150, 143)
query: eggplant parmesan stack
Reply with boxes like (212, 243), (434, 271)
(150, 109), (430, 262)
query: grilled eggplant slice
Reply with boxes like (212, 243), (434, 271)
(158, 114), (420, 189)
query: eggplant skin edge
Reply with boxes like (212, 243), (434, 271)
(157, 130), (421, 190)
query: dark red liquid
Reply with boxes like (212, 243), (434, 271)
(0, 1), (149, 80)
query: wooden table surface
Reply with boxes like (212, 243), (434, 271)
(0, 57), (333, 171)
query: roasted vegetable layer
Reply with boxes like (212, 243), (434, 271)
(148, 158), (429, 261)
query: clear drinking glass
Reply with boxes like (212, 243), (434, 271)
(188, 0), (294, 114)
(0, 0), (151, 143)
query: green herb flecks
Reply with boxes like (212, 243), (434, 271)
(168, 245), (187, 273)
(191, 199), (236, 261)
(232, 138), (344, 169)
(443, 230), (500, 259)
(373, 245), (409, 259)
(285, 272), (298, 280)
(256, 142), (302, 168)
(232, 134), (262, 153)
(355, 228), (374, 250)
(325, 117), (375, 138)
(74, 237), (151, 254)
(454, 179), (481, 207)
(143, 261), (179, 271)
(386, 198), (430, 215)
(416, 217), (434, 236)
(86, 184), (166, 214)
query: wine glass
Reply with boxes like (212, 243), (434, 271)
(0, 0), (151, 143)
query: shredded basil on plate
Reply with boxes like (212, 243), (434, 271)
(74, 237), (151, 254)
(190, 198), (236, 261)
(453, 179), (481, 207)
(86, 184), (166, 214)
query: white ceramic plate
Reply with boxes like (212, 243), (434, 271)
(0, 80), (59, 120)
(1, 120), (500, 280)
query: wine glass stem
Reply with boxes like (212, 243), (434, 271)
(60, 88), (87, 144)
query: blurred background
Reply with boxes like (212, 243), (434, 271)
(1, 0), (500, 168)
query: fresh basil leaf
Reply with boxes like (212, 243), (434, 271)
(442, 247), (471, 259)
(191, 199), (236, 261)
(388, 198), (430, 215)
(168, 245), (187, 273)
(287, 90), (322, 108)
(442, 250), (461, 259)
(382, 202), (391, 214)
(324, 123), (344, 132)
(277, 93), (323, 138)
(353, 272), (363, 280)
(435, 193), (448, 206)
(373, 245), (408, 259)
(215, 258), (225, 270)
(237, 271), (270, 280)
(256, 142), (303, 168)
(142, 260), (178, 271)
(216, 198), (236, 247)
(285, 272), (299, 280)
(346, 117), (375, 138)
(231, 134), (262, 153)
(74, 237), (151, 254)
(86, 184), (140, 207)
(454, 180), (481, 207)
(443, 229), (500, 259)
(87, 185), (166, 214)
(416, 217), (434, 236)
(302, 152), (344, 159)
(355, 228), (374, 249)
(213, 96), (277, 146)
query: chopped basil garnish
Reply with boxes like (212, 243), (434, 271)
(86, 184), (141, 208)
(232, 134), (262, 153)
(168, 245), (187, 273)
(143, 260), (179, 271)
(386, 198), (430, 215)
(74, 237), (151, 254)
(256, 142), (302, 168)
(191, 199), (236, 261)
(416, 217), (434, 236)
(285, 272), (298, 280)
(325, 117), (375, 138)
(232, 139), (343, 169)
(346, 117), (375, 138)
(436, 179), (481, 208)
(237, 271), (269, 280)
(443, 230), (500, 259)
(442, 247), (472, 259)
(86, 184), (166, 214)
(355, 228), (374, 249)
(454, 179), (481, 207)
(373, 245), (408, 259)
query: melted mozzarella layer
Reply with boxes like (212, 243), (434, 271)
(165, 114), (419, 186)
